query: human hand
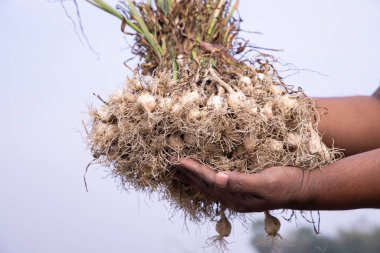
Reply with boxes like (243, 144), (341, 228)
(173, 158), (313, 212)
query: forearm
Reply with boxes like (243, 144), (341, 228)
(298, 148), (380, 210)
(316, 96), (380, 156)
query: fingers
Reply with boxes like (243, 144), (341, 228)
(218, 171), (265, 196)
(220, 172), (271, 211)
(214, 172), (229, 188)
(177, 158), (263, 196)
(178, 158), (216, 186)
(175, 158), (220, 199)
(174, 158), (280, 212)
(177, 158), (260, 195)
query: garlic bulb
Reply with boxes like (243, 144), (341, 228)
(207, 95), (226, 111)
(96, 106), (113, 122)
(256, 73), (266, 82)
(176, 54), (185, 65)
(137, 93), (156, 113)
(227, 91), (246, 110)
(308, 129), (323, 154)
(261, 103), (273, 119)
(171, 103), (183, 116)
(286, 132), (303, 146)
(277, 94), (297, 113)
(159, 97), (174, 111)
(239, 76), (252, 86)
(216, 214), (232, 237)
(168, 135), (184, 149)
(188, 108), (201, 120)
(267, 139), (283, 152)
(93, 123), (118, 139)
(246, 99), (258, 115)
(264, 211), (281, 237)
(269, 85), (283, 96)
(181, 91), (201, 106)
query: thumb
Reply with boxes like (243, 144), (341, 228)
(215, 171), (261, 193)
(214, 172), (229, 188)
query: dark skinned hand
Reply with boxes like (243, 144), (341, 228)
(174, 158), (311, 212)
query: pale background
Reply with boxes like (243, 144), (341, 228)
(1, 0), (379, 252)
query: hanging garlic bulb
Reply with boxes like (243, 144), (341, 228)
(215, 211), (232, 237)
(264, 211), (281, 238)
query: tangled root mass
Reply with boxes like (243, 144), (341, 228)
(87, 60), (341, 223)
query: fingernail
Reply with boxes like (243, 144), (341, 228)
(215, 172), (228, 187)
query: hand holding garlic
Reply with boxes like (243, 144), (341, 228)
(175, 93), (380, 213)
(175, 147), (380, 213)
(174, 158), (310, 212)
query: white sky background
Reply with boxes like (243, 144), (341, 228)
(1, 0), (379, 252)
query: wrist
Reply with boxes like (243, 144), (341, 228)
(286, 169), (318, 210)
